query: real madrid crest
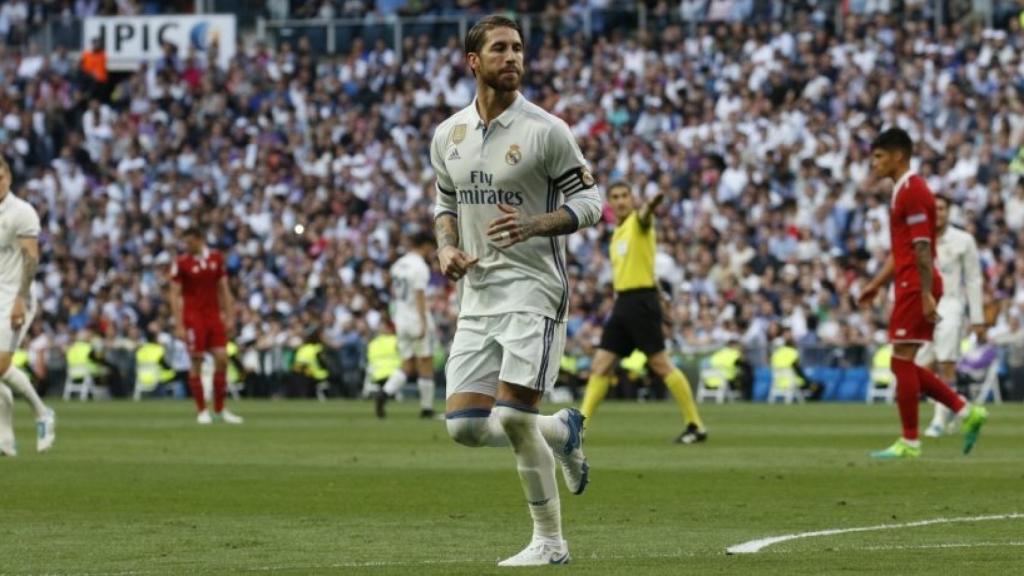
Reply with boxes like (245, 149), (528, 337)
(581, 167), (595, 187)
(505, 144), (522, 166)
(451, 124), (467, 145)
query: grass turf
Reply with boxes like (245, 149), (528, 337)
(1, 400), (1021, 575)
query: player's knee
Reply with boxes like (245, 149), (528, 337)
(648, 356), (673, 378)
(592, 353), (616, 376)
(495, 406), (532, 444)
(446, 417), (489, 447)
(0, 356), (10, 376)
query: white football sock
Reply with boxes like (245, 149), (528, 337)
(957, 403), (971, 418)
(0, 384), (14, 450)
(382, 370), (407, 396)
(537, 414), (569, 452)
(446, 411), (509, 447)
(417, 378), (435, 410)
(3, 366), (47, 419)
(930, 403), (952, 428)
(495, 405), (562, 544)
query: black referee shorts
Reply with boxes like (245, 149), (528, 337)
(598, 288), (665, 358)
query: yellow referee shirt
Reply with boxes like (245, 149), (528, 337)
(610, 211), (656, 292)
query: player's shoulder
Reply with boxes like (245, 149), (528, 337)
(396, 252), (428, 271)
(8, 194), (39, 218)
(171, 253), (189, 277)
(518, 97), (570, 136)
(391, 253), (410, 269)
(906, 174), (934, 196)
(946, 226), (975, 243)
(433, 105), (476, 144)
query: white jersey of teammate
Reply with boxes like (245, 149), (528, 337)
(432, 93), (600, 393)
(918, 225), (983, 364)
(432, 93), (597, 324)
(390, 251), (435, 359)
(0, 193), (40, 351)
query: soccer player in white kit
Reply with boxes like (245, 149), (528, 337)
(432, 16), (603, 566)
(0, 157), (55, 455)
(917, 194), (986, 437)
(377, 231), (438, 418)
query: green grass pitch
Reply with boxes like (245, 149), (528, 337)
(1, 400), (1021, 575)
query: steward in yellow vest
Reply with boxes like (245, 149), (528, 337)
(367, 333), (400, 384)
(135, 340), (174, 395)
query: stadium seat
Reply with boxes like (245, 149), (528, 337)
(768, 367), (803, 404)
(959, 345), (1003, 404)
(865, 366), (894, 404)
(697, 365), (737, 404)
(63, 364), (95, 401)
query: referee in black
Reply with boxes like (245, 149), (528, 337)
(579, 182), (707, 443)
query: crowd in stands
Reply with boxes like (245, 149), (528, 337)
(2, 1), (1024, 398)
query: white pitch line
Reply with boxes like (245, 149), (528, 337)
(726, 513), (1024, 555)
(857, 541), (1024, 552)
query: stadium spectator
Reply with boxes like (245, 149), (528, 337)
(0, 1), (1019, 401)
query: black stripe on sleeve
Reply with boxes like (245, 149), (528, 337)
(554, 166), (596, 195)
(561, 205), (579, 231)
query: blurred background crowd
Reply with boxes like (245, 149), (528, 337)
(2, 0), (1024, 400)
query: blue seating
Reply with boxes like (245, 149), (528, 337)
(806, 367), (843, 401)
(753, 367), (772, 402)
(750, 365), (874, 402)
(838, 367), (870, 402)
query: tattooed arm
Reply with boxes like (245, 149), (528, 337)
(486, 186), (604, 247)
(435, 212), (477, 282)
(11, 236), (39, 330)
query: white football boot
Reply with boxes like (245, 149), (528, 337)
(498, 538), (570, 567)
(36, 407), (56, 452)
(219, 410), (244, 425)
(552, 408), (589, 495)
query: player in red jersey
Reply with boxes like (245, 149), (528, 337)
(169, 227), (243, 425)
(858, 128), (985, 458)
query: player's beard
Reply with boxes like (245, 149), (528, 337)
(480, 65), (522, 94)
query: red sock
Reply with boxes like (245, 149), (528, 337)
(188, 374), (206, 412)
(890, 356), (920, 440)
(915, 366), (966, 413)
(213, 371), (227, 413)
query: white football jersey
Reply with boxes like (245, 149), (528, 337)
(431, 93), (597, 322)
(390, 252), (433, 334)
(935, 225), (983, 324)
(0, 193), (40, 299)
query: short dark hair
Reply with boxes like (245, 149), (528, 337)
(607, 181), (631, 196)
(934, 193), (953, 209)
(871, 127), (914, 158)
(0, 155), (9, 176)
(465, 15), (523, 55)
(183, 226), (202, 238)
(410, 231), (436, 248)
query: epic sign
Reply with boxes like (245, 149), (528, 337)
(83, 15), (237, 71)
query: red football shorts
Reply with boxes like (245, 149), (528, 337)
(888, 290), (937, 343)
(185, 318), (227, 355)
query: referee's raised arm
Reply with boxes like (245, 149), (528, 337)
(637, 191), (665, 228)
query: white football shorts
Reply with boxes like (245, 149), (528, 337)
(0, 294), (35, 354)
(916, 310), (963, 365)
(397, 328), (436, 361)
(445, 312), (566, 398)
